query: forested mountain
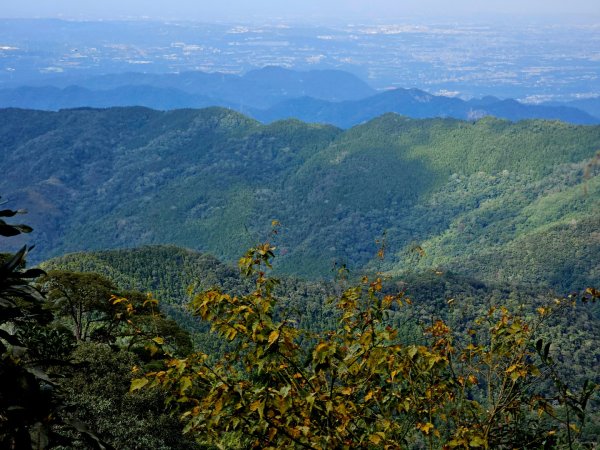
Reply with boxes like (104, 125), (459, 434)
(23, 239), (600, 447)
(40, 246), (335, 353)
(1, 68), (597, 126)
(2, 107), (599, 292)
(40, 245), (600, 387)
(2, 12), (599, 450)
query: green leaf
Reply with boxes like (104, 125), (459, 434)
(179, 376), (192, 395)
(407, 346), (419, 359)
(130, 377), (149, 392)
(469, 436), (486, 447)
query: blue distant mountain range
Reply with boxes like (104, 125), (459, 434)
(1, 67), (598, 126)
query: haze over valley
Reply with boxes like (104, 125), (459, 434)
(1, 18), (599, 103)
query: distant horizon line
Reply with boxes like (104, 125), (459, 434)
(1, 14), (599, 25)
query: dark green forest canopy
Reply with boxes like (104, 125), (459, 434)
(2, 107), (599, 290)
(41, 245), (600, 387)
(9, 227), (600, 449)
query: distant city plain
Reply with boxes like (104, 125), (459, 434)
(0, 18), (598, 102)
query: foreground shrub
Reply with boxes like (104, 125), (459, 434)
(132, 243), (599, 449)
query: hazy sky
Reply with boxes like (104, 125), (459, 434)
(3, 0), (600, 22)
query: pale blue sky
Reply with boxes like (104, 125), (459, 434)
(3, 0), (599, 22)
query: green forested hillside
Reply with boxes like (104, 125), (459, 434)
(41, 245), (600, 399)
(13, 239), (600, 448)
(38, 246), (600, 448)
(40, 246), (338, 354)
(2, 107), (599, 291)
(388, 158), (600, 291)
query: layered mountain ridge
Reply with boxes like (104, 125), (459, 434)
(2, 106), (599, 291)
(1, 67), (598, 126)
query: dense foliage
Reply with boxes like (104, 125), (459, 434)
(3, 198), (599, 448)
(0, 201), (114, 449)
(2, 108), (599, 291)
(41, 246), (337, 355)
(132, 244), (600, 449)
(0, 201), (198, 449)
(2, 105), (599, 448)
(41, 243), (600, 447)
(41, 244), (600, 390)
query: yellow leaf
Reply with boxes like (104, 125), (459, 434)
(469, 436), (486, 447)
(146, 344), (159, 356)
(249, 399), (262, 412)
(369, 432), (385, 444)
(268, 427), (278, 441)
(407, 346), (419, 359)
(143, 295), (159, 307)
(130, 377), (149, 391)
(152, 337), (164, 345)
(315, 342), (328, 353)
(179, 376), (192, 395)
(341, 386), (352, 395)
(268, 330), (279, 346)
(417, 422), (434, 434)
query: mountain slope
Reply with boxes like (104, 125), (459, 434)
(40, 245), (600, 387)
(2, 107), (599, 291)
